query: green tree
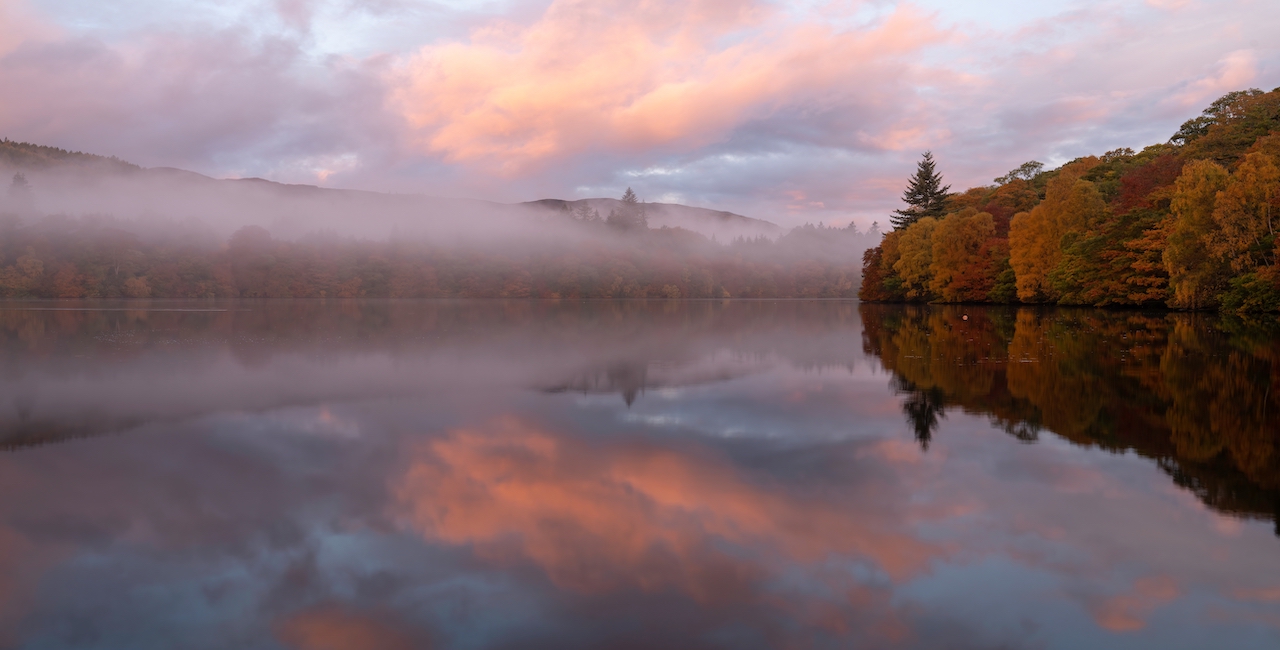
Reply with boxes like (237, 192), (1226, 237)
(1180, 89), (1280, 166)
(891, 151), (951, 230)
(1170, 89), (1264, 146)
(994, 161), (1044, 185)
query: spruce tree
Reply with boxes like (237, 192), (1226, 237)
(607, 187), (648, 231)
(891, 151), (951, 230)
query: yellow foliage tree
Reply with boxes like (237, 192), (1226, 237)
(1009, 161), (1105, 302)
(892, 217), (937, 299)
(1207, 152), (1280, 271)
(929, 208), (996, 302)
(1165, 159), (1230, 309)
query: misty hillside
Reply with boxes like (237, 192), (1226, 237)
(0, 140), (780, 242)
(0, 139), (140, 173)
(526, 198), (780, 241)
(0, 139), (876, 302)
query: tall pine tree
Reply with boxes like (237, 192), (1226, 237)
(891, 151), (951, 230)
(607, 187), (648, 231)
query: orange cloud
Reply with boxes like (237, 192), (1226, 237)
(275, 605), (421, 650)
(390, 0), (948, 174)
(392, 417), (940, 604)
(1092, 576), (1180, 632)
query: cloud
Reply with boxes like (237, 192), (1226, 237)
(0, 4), (400, 180)
(0, 0), (1278, 226)
(390, 0), (950, 175)
(275, 605), (425, 650)
(1091, 576), (1180, 632)
(1168, 49), (1260, 110)
(0, 0), (58, 56)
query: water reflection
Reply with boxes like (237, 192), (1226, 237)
(0, 300), (1276, 649)
(0, 300), (863, 449)
(860, 304), (1280, 534)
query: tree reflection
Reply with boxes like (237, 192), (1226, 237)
(861, 302), (1280, 535)
(893, 376), (947, 451)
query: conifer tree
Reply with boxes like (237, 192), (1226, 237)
(607, 187), (648, 231)
(891, 151), (951, 230)
(8, 172), (30, 198)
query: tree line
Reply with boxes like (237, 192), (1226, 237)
(861, 88), (1280, 311)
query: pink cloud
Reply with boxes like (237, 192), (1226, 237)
(0, 0), (58, 56)
(390, 0), (951, 174)
(392, 416), (943, 601)
(1091, 576), (1180, 632)
(1168, 49), (1259, 110)
(0, 0), (1276, 226)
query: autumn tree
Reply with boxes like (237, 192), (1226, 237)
(868, 229), (908, 300)
(891, 151), (951, 230)
(859, 246), (893, 301)
(1165, 160), (1231, 309)
(929, 208), (997, 302)
(1179, 89), (1280, 166)
(1008, 159), (1105, 302)
(1207, 152), (1280, 271)
(0, 248), (44, 297)
(892, 217), (938, 299)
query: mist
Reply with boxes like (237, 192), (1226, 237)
(0, 142), (879, 300)
(0, 300), (868, 451)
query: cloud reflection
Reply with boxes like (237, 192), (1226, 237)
(394, 417), (939, 608)
(276, 604), (425, 650)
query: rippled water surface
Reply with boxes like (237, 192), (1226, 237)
(1, 300), (1277, 649)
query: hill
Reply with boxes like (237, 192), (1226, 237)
(0, 139), (140, 173)
(0, 140), (780, 242)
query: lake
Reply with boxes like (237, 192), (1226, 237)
(0, 300), (1277, 649)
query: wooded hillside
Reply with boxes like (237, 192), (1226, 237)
(860, 88), (1280, 311)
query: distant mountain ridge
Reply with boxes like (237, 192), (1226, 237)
(0, 139), (781, 240)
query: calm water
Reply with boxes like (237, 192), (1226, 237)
(0, 300), (1277, 649)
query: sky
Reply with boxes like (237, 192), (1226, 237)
(1, 0), (1278, 228)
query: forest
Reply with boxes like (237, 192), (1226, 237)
(0, 151), (877, 300)
(860, 88), (1280, 311)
